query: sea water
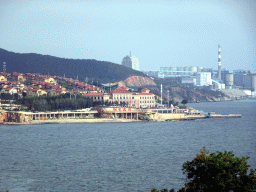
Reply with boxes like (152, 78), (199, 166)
(0, 100), (255, 191)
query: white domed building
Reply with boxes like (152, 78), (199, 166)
(121, 52), (140, 71)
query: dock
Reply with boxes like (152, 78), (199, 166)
(208, 114), (242, 118)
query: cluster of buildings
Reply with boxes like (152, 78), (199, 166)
(143, 45), (256, 95)
(145, 66), (256, 93)
(0, 72), (102, 97)
(0, 72), (156, 109)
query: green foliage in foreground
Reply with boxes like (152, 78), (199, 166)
(152, 147), (256, 192)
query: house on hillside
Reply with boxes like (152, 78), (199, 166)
(0, 87), (18, 95)
(17, 74), (26, 82)
(44, 77), (57, 84)
(50, 89), (63, 96)
(9, 72), (26, 82)
(0, 75), (7, 81)
(26, 88), (47, 97)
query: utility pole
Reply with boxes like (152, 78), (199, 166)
(167, 90), (169, 108)
(161, 84), (162, 106)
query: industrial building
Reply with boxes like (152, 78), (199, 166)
(196, 72), (212, 86)
(159, 66), (199, 78)
(224, 73), (234, 89)
(233, 71), (254, 90)
(212, 79), (225, 90)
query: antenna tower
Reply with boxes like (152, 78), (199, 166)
(3, 62), (6, 73)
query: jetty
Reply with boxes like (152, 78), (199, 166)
(207, 112), (242, 118)
(146, 108), (242, 121)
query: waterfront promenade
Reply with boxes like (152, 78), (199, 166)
(0, 106), (242, 125)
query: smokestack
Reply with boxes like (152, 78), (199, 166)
(218, 44), (221, 79)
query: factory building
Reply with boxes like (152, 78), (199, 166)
(122, 52), (140, 71)
(212, 79), (225, 90)
(233, 71), (254, 90)
(196, 72), (212, 86)
(252, 75), (256, 92)
(225, 73), (234, 89)
(159, 66), (199, 78)
(181, 76), (197, 86)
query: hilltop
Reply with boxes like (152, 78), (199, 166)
(0, 48), (147, 83)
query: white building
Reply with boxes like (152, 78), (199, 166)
(182, 76), (197, 86)
(122, 53), (140, 71)
(196, 72), (212, 86)
(159, 66), (199, 78)
(212, 79), (225, 90)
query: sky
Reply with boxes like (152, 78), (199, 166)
(0, 0), (255, 72)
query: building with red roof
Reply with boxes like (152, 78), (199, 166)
(85, 86), (155, 108)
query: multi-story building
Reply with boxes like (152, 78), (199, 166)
(85, 86), (155, 108)
(196, 72), (212, 86)
(159, 66), (198, 78)
(233, 71), (254, 90)
(122, 53), (140, 71)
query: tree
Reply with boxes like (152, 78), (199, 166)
(182, 147), (256, 192)
(181, 99), (187, 106)
(13, 93), (19, 100)
(152, 148), (256, 192)
(22, 92), (27, 97)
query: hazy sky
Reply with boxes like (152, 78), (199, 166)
(0, 0), (255, 72)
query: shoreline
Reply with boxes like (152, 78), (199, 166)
(2, 118), (143, 125)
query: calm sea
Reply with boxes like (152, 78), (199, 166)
(1, 100), (255, 192)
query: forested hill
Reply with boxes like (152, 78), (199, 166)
(0, 48), (147, 83)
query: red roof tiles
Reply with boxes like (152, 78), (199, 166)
(85, 93), (104, 96)
(112, 86), (131, 94)
(138, 93), (154, 95)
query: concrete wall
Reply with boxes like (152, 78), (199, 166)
(160, 113), (185, 120)
(252, 75), (256, 91)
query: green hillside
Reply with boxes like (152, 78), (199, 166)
(0, 48), (147, 83)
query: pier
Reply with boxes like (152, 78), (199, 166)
(0, 107), (242, 124)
